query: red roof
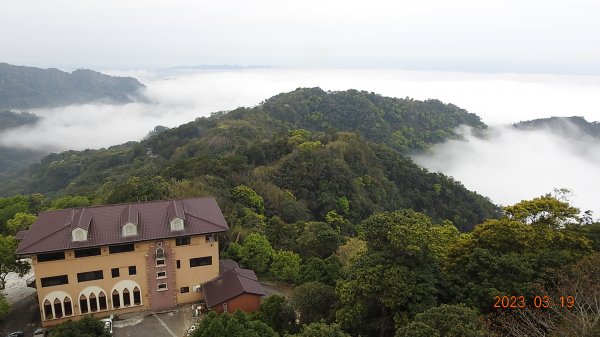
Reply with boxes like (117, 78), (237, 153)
(203, 263), (265, 308)
(16, 197), (228, 255)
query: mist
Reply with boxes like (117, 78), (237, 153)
(1, 68), (599, 213)
(413, 124), (600, 216)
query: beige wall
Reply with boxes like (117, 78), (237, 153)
(32, 234), (219, 327)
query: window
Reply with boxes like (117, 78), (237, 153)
(54, 298), (63, 318)
(176, 260), (181, 269)
(170, 218), (184, 231)
(133, 287), (141, 305)
(205, 234), (215, 243)
(41, 275), (68, 287)
(157, 283), (168, 291)
(64, 297), (73, 316)
(99, 292), (107, 310)
(80, 294), (88, 314)
(122, 223), (138, 237)
(77, 270), (103, 282)
(128, 266), (137, 275)
(190, 256), (212, 267)
(74, 247), (101, 258)
(175, 236), (190, 246)
(72, 228), (87, 242)
(111, 268), (120, 278)
(180, 286), (189, 293)
(223, 302), (228, 313)
(157, 271), (167, 279)
(112, 290), (120, 308)
(109, 243), (135, 254)
(37, 251), (65, 262)
(123, 289), (131, 306)
(156, 258), (165, 267)
(43, 300), (52, 319)
(89, 293), (98, 312)
(156, 247), (165, 259)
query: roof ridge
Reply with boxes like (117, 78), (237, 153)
(37, 197), (217, 215)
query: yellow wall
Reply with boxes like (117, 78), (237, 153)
(32, 234), (219, 327)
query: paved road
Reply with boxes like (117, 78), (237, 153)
(113, 306), (198, 337)
(0, 292), (41, 336)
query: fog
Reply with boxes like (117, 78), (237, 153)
(414, 125), (600, 216)
(0, 68), (599, 212)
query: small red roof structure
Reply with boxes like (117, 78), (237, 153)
(203, 260), (265, 313)
(16, 197), (229, 255)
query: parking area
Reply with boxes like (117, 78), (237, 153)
(113, 305), (199, 337)
(0, 292), (41, 337)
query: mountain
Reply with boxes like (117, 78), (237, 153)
(0, 110), (40, 131)
(0, 88), (498, 230)
(0, 63), (145, 110)
(513, 116), (600, 138)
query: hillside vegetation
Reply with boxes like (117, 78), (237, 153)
(0, 63), (144, 110)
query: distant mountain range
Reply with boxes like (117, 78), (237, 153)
(0, 62), (145, 110)
(514, 116), (600, 138)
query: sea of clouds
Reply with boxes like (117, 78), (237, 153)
(0, 68), (599, 214)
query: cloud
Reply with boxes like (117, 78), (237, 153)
(1, 68), (599, 215)
(413, 124), (600, 216)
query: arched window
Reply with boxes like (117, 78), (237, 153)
(89, 293), (98, 312)
(53, 298), (63, 318)
(79, 294), (88, 314)
(43, 300), (52, 319)
(112, 290), (120, 308)
(64, 297), (73, 316)
(123, 288), (131, 306)
(133, 287), (141, 305)
(99, 292), (107, 310)
(156, 247), (165, 259)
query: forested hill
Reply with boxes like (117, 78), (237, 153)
(514, 116), (600, 138)
(0, 63), (145, 109)
(0, 88), (498, 230)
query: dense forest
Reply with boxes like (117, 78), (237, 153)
(1, 88), (599, 336)
(514, 116), (600, 138)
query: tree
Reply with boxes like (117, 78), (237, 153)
(51, 316), (111, 337)
(232, 185), (265, 214)
(0, 235), (30, 290)
(503, 192), (580, 228)
(395, 304), (485, 337)
(0, 292), (9, 317)
(240, 233), (274, 274)
(270, 250), (301, 282)
(291, 281), (338, 325)
(446, 218), (592, 310)
(49, 195), (91, 210)
(336, 210), (442, 336)
(191, 310), (278, 337)
(6, 212), (36, 235)
(335, 237), (366, 268)
(291, 322), (351, 337)
(296, 222), (342, 258)
(496, 253), (600, 337)
(297, 256), (342, 286)
(257, 295), (298, 335)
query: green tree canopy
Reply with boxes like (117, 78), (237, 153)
(232, 185), (265, 214)
(0, 235), (30, 289)
(51, 316), (111, 337)
(395, 304), (485, 337)
(6, 212), (36, 235)
(191, 311), (278, 337)
(291, 281), (338, 325)
(240, 233), (274, 274)
(270, 250), (301, 282)
(290, 322), (351, 337)
(257, 295), (298, 335)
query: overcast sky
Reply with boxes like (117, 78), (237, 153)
(2, 0), (600, 73)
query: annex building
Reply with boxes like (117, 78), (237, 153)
(16, 197), (236, 327)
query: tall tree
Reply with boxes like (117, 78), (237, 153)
(0, 235), (30, 289)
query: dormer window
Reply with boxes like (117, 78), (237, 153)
(122, 223), (138, 237)
(170, 218), (184, 231)
(72, 228), (87, 242)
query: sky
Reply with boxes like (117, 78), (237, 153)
(1, 0), (600, 74)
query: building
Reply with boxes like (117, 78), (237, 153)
(202, 260), (265, 314)
(16, 197), (229, 327)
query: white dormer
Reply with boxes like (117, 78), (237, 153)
(170, 217), (184, 231)
(72, 228), (87, 242)
(122, 223), (138, 237)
